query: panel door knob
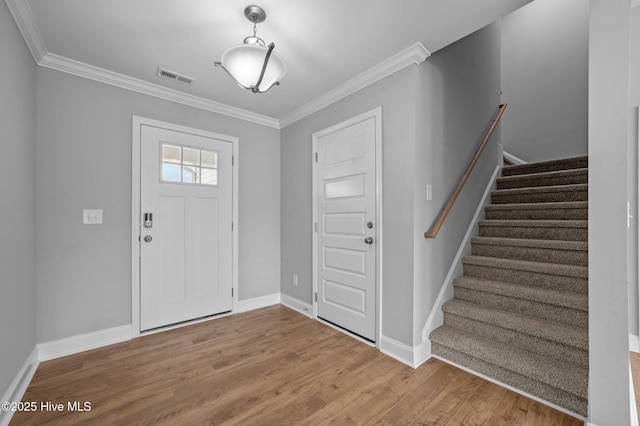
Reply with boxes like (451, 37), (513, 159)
(143, 235), (152, 242)
(364, 237), (374, 244)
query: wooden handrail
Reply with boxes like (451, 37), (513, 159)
(424, 104), (508, 238)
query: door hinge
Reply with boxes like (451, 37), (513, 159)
(315, 152), (318, 163)
(314, 222), (318, 232)
(232, 155), (235, 166)
(315, 292), (318, 302)
(231, 221), (234, 231)
(232, 288), (234, 297)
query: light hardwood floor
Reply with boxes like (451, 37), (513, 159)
(11, 305), (582, 425)
(632, 352), (640, 422)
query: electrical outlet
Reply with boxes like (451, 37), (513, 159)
(83, 209), (103, 225)
(293, 274), (299, 286)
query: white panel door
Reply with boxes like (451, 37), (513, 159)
(140, 125), (233, 331)
(316, 115), (377, 342)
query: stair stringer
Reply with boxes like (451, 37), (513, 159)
(418, 164), (502, 363)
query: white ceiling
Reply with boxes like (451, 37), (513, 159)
(12, 0), (533, 126)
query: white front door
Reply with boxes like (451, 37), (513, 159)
(139, 124), (233, 331)
(314, 110), (380, 342)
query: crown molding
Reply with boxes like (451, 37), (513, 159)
(39, 53), (280, 129)
(4, 0), (47, 62)
(6, 0), (430, 130)
(280, 42), (431, 128)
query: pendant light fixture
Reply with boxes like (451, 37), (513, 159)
(214, 5), (286, 94)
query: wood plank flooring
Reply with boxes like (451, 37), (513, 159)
(11, 305), (583, 425)
(631, 352), (640, 422)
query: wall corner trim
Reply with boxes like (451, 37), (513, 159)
(280, 42), (431, 128)
(379, 335), (431, 369)
(0, 347), (39, 426)
(37, 325), (132, 362)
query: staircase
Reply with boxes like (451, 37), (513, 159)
(429, 155), (588, 417)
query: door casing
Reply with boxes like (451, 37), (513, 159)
(312, 107), (383, 347)
(131, 116), (239, 337)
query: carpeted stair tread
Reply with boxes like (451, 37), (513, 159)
(491, 184), (587, 204)
(471, 237), (587, 266)
(453, 276), (588, 311)
(501, 156), (588, 177)
(462, 255), (588, 278)
(484, 201), (587, 220)
(442, 299), (588, 350)
(496, 168), (587, 189)
(431, 343), (587, 417)
(453, 277), (587, 327)
(443, 313), (588, 369)
(430, 326), (588, 399)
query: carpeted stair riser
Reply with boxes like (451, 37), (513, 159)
(431, 343), (587, 417)
(491, 185), (588, 204)
(484, 202), (588, 221)
(453, 287), (587, 328)
(471, 237), (587, 266)
(501, 156), (588, 177)
(478, 220), (587, 242)
(443, 313), (588, 368)
(497, 169), (587, 190)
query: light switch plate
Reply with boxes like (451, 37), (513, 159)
(83, 209), (103, 225)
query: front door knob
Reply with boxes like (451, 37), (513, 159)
(364, 237), (374, 244)
(143, 235), (152, 242)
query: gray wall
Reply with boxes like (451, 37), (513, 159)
(588, 0), (632, 423)
(501, 0), (589, 162)
(0, 1), (36, 397)
(281, 66), (418, 345)
(280, 23), (501, 347)
(413, 23), (502, 345)
(35, 68), (280, 342)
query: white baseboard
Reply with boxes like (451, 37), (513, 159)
(503, 150), (527, 165)
(38, 325), (132, 362)
(280, 293), (313, 318)
(630, 334), (639, 353)
(380, 335), (430, 369)
(0, 347), (39, 426)
(237, 293), (281, 313)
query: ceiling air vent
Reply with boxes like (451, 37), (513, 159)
(156, 67), (195, 86)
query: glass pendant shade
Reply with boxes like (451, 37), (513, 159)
(218, 43), (286, 93)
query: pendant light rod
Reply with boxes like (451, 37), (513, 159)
(253, 43), (277, 93)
